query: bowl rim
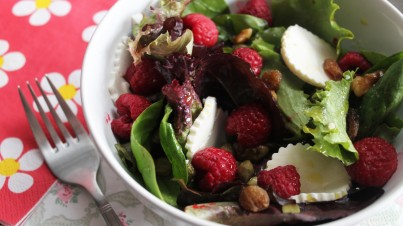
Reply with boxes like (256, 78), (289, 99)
(81, 0), (403, 225)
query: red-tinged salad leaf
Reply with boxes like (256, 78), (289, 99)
(129, 0), (193, 63)
(271, 0), (353, 52)
(156, 52), (197, 84)
(184, 187), (384, 226)
(162, 79), (202, 145)
(176, 179), (242, 208)
(194, 53), (287, 138)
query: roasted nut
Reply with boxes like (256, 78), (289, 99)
(238, 160), (255, 182)
(262, 70), (282, 91)
(239, 185), (270, 212)
(234, 28), (253, 44)
(323, 58), (343, 81)
(351, 70), (383, 97)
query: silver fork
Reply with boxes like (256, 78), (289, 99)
(18, 77), (123, 226)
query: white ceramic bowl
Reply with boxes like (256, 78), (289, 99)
(81, 0), (403, 225)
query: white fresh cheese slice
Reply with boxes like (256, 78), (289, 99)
(265, 143), (351, 203)
(281, 24), (337, 88)
(185, 96), (227, 160)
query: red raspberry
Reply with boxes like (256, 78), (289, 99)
(346, 137), (398, 187)
(238, 0), (273, 25)
(226, 103), (271, 148)
(191, 147), (238, 192)
(232, 47), (263, 76)
(182, 13), (219, 47)
(125, 58), (166, 96)
(257, 165), (301, 199)
(337, 51), (372, 73)
(115, 93), (151, 121)
(111, 115), (133, 141)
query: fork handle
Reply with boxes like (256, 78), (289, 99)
(97, 199), (123, 226)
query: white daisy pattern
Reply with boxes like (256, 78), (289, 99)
(0, 137), (44, 193)
(35, 70), (81, 122)
(12, 0), (72, 26)
(0, 40), (26, 88)
(82, 10), (108, 42)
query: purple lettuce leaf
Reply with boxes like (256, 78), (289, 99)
(161, 79), (202, 145)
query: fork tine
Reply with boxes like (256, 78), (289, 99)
(34, 78), (75, 143)
(27, 82), (65, 150)
(44, 76), (87, 138)
(18, 86), (54, 157)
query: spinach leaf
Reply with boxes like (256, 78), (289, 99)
(271, 0), (353, 52)
(158, 177), (180, 207)
(160, 104), (188, 184)
(115, 143), (145, 187)
(358, 58), (403, 137)
(360, 51), (387, 66)
(130, 99), (164, 199)
(182, 0), (229, 18)
(213, 14), (268, 42)
(366, 52), (403, 73)
(251, 36), (310, 139)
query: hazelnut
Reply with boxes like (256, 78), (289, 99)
(323, 58), (343, 81)
(351, 70), (383, 97)
(262, 70), (282, 91)
(239, 185), (270, 212)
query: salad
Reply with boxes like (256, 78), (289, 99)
(108, 0), (403, 225)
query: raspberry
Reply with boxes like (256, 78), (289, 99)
(337, 51), (372, 73)
(238, 0), (273, 25)
(226, 103), (271, 148)
(111, 115), (133, 141)
(125, 58), (166, 96)
(115, 93), (151, 121)
(232, 47), (263, 76)
(257, 165), (301, 199)
(191, 147), (238, 192)
(182, 13), (219, 47)
(346, 137), (397, 187)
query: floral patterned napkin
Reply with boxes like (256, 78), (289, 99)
(0, 0), (116, 225)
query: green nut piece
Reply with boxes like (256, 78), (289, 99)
(238, 160), (255, 183)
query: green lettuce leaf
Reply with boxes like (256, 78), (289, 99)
(303, 71), (358, 165)
(182, 0), (229, 18)
(271, 0), (353, 52)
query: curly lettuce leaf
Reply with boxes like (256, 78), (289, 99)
(271, 0), (353, 52)
(303, 72), (358, 165)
